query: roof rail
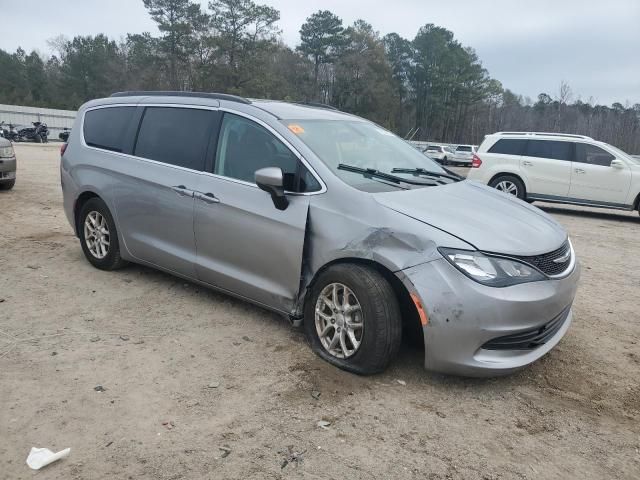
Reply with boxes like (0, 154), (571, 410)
(494, 131), (593, 140)
(292, 101), (339, 111)
(110, 91), (251, 104)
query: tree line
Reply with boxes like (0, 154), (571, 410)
(0, 0), (638, 153)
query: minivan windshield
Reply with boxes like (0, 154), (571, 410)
(280, 119), (450, 191)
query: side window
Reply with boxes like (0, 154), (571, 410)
(488, 139), (527, 155)
(83, 107), (136, 153)
(215, 113), (320, 193)
(525, 140), (573, 161)
(575, 143), (615, 167)
(134, 107), (218, 171)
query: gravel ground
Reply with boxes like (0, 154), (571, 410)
(1, 145), (639, 479)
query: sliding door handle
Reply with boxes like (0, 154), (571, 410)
(171, 185), (193, 197)
(574, 168), (586, 174)
(195, 192), (220, 204)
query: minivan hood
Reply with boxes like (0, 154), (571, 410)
(373, 180), (566, 256)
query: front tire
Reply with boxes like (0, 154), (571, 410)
(442, 156), (448, 165)
(304, 264), (402, 375)
(489, 174), (526, 200)
(78, 197), (127, 270)
(0, 179), (15, 190)
(34, 134), (42, 143)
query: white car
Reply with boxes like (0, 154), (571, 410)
(451, 144), (476, 165)
(423, 144), (453, 164)
(468, 132), (640, 215)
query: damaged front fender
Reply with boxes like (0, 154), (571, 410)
(290, 194), (472, 317)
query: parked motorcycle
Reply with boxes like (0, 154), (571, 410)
(59, 128), (71, 142)
(0, 122), (20, 142)
(18, 122), (49, 143)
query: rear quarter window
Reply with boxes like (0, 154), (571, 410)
(487, 139), (527, 155)
(134, 107), (219, 171)
(83, 107), (136, 153)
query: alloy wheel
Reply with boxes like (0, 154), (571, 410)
(496, 180), (519, 196)
(84, 211), (110, 259)
(315, 283), (364, 359)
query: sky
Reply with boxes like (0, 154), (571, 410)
(2, 0), (639, 106)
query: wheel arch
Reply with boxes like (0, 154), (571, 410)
(633, 191), (640, 211)
(488, 172), (528, 197)
(302, 258), (424, 349)
(74, 191), (101, 237)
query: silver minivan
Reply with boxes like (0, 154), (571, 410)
(61, 92), (580, 376)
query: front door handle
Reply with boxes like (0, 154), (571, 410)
(195, 192), (220, 204)
(523, 161), (533, 167)
(574, 168), (586, 174)
(171, 185), (193, 197)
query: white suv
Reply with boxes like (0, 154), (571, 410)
(451, 144), (476, 165)
(423, 144), (453, 164)
(468, 132), (640, 215)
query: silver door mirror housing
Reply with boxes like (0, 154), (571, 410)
(255, 167), (289, 210)
(610, 159), (624, 169)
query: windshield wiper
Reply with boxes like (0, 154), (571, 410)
(337, 164), (438, 186)
(391, 167), (462, 182)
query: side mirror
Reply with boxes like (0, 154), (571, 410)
(610, 159), (624, 169)
(255, 167), (289, 211)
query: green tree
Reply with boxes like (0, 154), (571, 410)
(208, 0), (280, 92)
(143, 0), (204, 89)
(60, 35), (124, 106)
(383, 32), (413, 131)
(333, 21), (395, 126)
(297, 10), (345, 100)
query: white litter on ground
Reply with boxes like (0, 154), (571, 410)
(26, 447), (71, 470)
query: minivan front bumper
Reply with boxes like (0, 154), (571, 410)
(400, 257), (580, 377)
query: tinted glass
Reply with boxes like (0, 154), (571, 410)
(134, 107), (216, 170)
(488, 139), (527, 155)
(525, 140), (573, 161)
(457, 146), (472, 152)
(426, 145), (440, 151)
(215, 113), (319, 192)
(83, 107), (135, 153)
(575, 143), (615, 166)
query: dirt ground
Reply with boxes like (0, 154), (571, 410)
(1, 144), (639, 479)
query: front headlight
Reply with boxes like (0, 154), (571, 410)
(438, 248), (546, 287)
(0, 145), (14, 158)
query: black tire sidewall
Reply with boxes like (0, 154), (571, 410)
(490, 175), (526, 200)
(304, 264), (401, 375)
(78, 198), (124, 270)
(0, 180), (15, 190)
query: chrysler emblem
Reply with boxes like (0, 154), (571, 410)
(553, 250), (571, 264)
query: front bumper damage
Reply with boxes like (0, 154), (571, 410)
(398, 257), (581, 377)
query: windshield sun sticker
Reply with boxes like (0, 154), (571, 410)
(288, 124), (305, 135)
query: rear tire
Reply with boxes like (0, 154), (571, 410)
(304, 264), (402, 375)
(489, 174), (526, 200)
(442, 156), (448, 165)
(0, 179), (15, 190)
(78, 197), (127, 270)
